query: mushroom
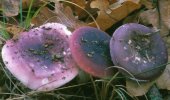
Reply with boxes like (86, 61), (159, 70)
(110, 23), (168, 81)
(70, 26), (116, 78)
(1, 23), (78, 91)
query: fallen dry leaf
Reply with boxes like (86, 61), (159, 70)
(159, 0), (170, 29)
(61, 0), (97, 27)
(54, 1), (81, 28)
(0, 0), (46, 16)
(22, 0), (45, 9)
(139, 0), (170, 36)
(1, 0), (20, 16)
(31, 7), (58, 26)
(126, 79), (154, 96)
(109, 0), (117, 4)
(164, 36), (170, 57)
(139, 9), (159, 28)
(64, 0), (87, 16)
(64, 0), (103, 24)
(140, 0), (154, 9)
(6, 25), (25, 36)
(89, 0), (141, 30)
(89, 0), (111, 30)
(156, 59), (170, 90)
(61, 0), (140, 30)
(139, 9), (169, 37)
(32, 1), (86, 29)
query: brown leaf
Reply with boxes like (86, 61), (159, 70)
(22, 0), (45, 9)
(0, 0), (46, 16)
(109, 0), (117, 4)
(139, 0), (170, 36)
(54, 1), (87, 29)
(159, 0), (170, 29)
(140, 9), (169, 37)
(64, 0), (86, 16)
(89, 0), (110, 30)
(1, 0), (20, 16)
(164, 36), (170, 56)
(126, 79), (154, 96)
(62, 0), (140, 30)
(89, 0), (141, 30)
(109, 0), (141, 22)
(6, 25), (24, 36)
(139, 9), (159, 27)
(156, 57), (170, 90)
(31, 2), (86, 29)
(140, 0), (154, 9)
(31, 7), (58, 26)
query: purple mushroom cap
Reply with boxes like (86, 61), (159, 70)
(70, 26), (115, 78)
(110, 23), (168, 81)
(2, 23), (78, 91)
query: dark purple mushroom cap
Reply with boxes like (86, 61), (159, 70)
(70, 26), (115, 78)
(110, 23), (168, 81)
(2, 23), (78, 91)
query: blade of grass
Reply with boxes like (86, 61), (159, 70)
(90, 76), (100, 100)
(117, 88), (127, 100)
(115, 89), (124, 100)
(103, 72), (119, 100)
(0, 20), (10, 40)
(109, 66), (149, 100)
(58, 93), (95, 100)
(54, 82), (92, 91)
(25, 0), (34, 28)
(109, 89), (115, 100)
(32, 2), (48, 18)
(0, 63), (25, 96)
(119, 87), (138, 100)
(0, 30), (10, 40)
